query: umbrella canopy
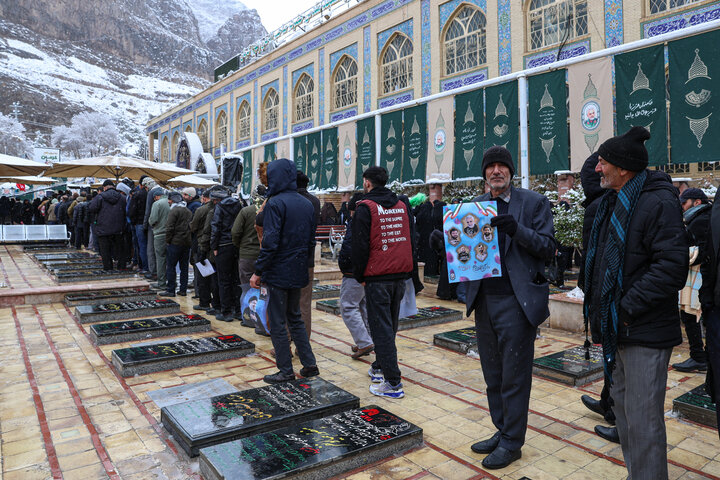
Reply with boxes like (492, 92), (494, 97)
(0, 175), (57, 185)
(0, 154), (49, 176)
(164, 174), (220, 188)
(48, 156), (196, 182)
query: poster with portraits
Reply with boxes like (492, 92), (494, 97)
(443, 202), (502, 283)
(240, 284), (269, 334)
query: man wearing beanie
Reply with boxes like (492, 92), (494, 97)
(584, 126), (688, 478)
(88, 180), (128, 271)
(465, 146), (555, 469)
(148, 187), (169, 291)
(161, 191), (192, 297)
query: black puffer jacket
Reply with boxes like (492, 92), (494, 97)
(210, 196), (241, 250)
(128, 188), (147, 225)
(587, 170), (688, 348)
(685, 203), (711, 266)
(338, 216), (354, 276)
(88, 188), (127, 236)
(254, 159), (315, 289)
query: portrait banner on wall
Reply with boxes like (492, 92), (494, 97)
(453, 89), (484, 180)
(426, 96), (454, 183)
(402, 104), (427, 183)
(252, 146), (264, 191)
(276, 138), (290, 160)
(294, 134), (308, 173)
(306, 132), (322, 188)
(615, 45), (668, 166)
(356, 117), (375, 186)
(485, 80), (518, 169)
(669, 29), (720, 163)
(240, 284), (269, 334)
(264, 142), (276, 163)
(443, 202), (502, 283)
(380, 110), (403, 183)
(241, 150), (253, 196)
(321, 127), (338, 190)
(338, 122), (357, 191)
(569, 57), (614, 171)
(528, 69), (569, 175)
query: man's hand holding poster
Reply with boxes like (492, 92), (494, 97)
(443, 202), (502, 283)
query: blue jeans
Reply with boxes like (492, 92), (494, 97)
(166, 244), (189, 293)
(134, 225), (148, 271)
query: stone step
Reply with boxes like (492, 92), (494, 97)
(111, 334), (254, 377)
(673, 385), (717, 428)
(162, 377), (360, 456)
(199, 405), (423, 480)
(75, 299), (181, 323)
(65, 288), (157, 306)
(55, 269), (139, 283)
(532, 345), (604, 386)
(311, 284), (341, 299)
(433, 327), (477, 353)
(89, 314), (211, 345)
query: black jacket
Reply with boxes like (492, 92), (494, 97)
(88, 188), (127, 236)
(685, 203), (711, 266)
(578, 153), (603, 291)
(254, 159), (315, 289)
(72, 200), (89, 226)
(699, 201), (720, 313)
(210, 197), (241, 250)
(338, 216), (354, 276)
(351, 186), (416, 283)
(587, 170), (688, 348)
(128, 188), (147, 225)
(57, 200), (71, 225)
(298, 187), (320, 267)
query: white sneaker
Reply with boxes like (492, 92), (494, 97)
(369, 380), (404, 399)
(368, 366), (384, 383)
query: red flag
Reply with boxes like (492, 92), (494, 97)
(16, 183), (26, 191)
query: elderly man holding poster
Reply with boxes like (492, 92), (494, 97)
(465, 146), (555, 469)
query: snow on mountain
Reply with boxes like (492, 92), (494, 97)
(188, 0), (249, 42)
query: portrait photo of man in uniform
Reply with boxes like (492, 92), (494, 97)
(463, 213), (480, 238)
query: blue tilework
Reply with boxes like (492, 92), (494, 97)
(440, 68), (488, 92)
(643, 1), (720, 38)
(363, 26), (372, 113)
(378, 90), (414, 109)
(523, 39), (590, 69)
(497, 0), (512, 76)
(605, 0), (623, 47)
(319, 47), (325, 125)
(330, 107), (358, 122)
(422, 0), (432, 96)
(283, 65), (288, 135)
(330, 43), (358, 75)
(439, 0), (486, 28)
(377, 19), (413, 57)
(292, 63), (315, 88)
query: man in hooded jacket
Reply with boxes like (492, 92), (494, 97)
(250, 158), (319, 384)
(88, 180), (128, 271)
(211, 190), (242, 322)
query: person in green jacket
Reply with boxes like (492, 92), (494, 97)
(161, 191), (193, 297)
(148, 187), (169, 290)
(232, 186), (263, 328)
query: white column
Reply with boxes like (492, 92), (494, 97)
(518, 74), (529, 189)
(374, 113), (382, 167)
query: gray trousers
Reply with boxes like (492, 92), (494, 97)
(339, 276), (372, 349)
(153, 233), (167, 288)
(237, 257), (256, 285)
(147, 227), (156, 274)
(611, 344), (672, 480)
(299, 267), (314, 337)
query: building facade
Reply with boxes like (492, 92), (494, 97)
(146, 0), (720, 179)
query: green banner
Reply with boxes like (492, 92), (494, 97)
(402, 104), (427, 182)
(669, 29), (720, 163)
(321, 127), (338, 190)
(616, 45), (667, 166)
(356, 117), (375, 186)
(294, 135), (307, 173)
(485, 80), (518, 171)
(453, 89), (484, 179)
(380, 110), (403, 183)
(306, 132), (322, 188)
(241, 150), (252, 195)
(528, 69), (568, 175)
(264, 142), (276, 163)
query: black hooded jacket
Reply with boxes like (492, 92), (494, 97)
(254, 159), (315, 289)
(210, 196), (241, 250)
(88, 188), (127, 236)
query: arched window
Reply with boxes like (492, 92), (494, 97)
(171, 131), (180, 162)
(647, 0), (705, 15)
(184, 124), (193, 133)
(197, 119), (209, 152)
(380, 33), (413, 96)
(444, 6), (487, 76)
(294, 75), (314, 123)
(236, 101), (251, 141)
(161, 137), (169, 163)
(263, 88), (280, 132)
(332, 56), (358, 111)
(215, 110), (228, 149)
(528, 0), (587, 51)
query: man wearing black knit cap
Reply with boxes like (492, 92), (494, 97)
(584, 126), (688, 479)
(466, 146), (555, 469)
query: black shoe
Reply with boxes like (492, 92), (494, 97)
(144, 273), (157, 280)
(193, 304), (210, 311)
(177, 291), (187, 297)
(672, 357), (708, 372)
(299, 366), (319, 378)
(263, 372), (295, 384)
(471, 431), (501, 454)
(481, 447), (521, 469)
(215, 313), (233, 322)
(594, 425), (620, 444)
(206, 308), (218, 315)
(241, 319), (255, 328)
(581, 395), (607, 418)
(255, 327), (270, 337)
(158, 291), (176, 297)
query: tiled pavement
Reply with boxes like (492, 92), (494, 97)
(1, 253), (719, 479)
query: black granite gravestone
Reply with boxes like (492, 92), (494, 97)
(398, 306), (464, 331)
(65, 288), (157, 306)
(433, 327), (477, 353)
(111, 334), (255, 377)
(33, 252), (96, 261)
(89, 314), (211, 345)
(75, 299), (181, 323)
(311, 284), (341, 299)
(55, 269), (138, 283)
(673, 385), (717, 428)
(40, 257), (103, 267)
(315, 299), (341, 315)
(48, 262), (105, 272)
(162, 377), (360, 456)
(199, 405), (423, 480)
(533, 345), (604, 386)
(23, 244), (70, 251)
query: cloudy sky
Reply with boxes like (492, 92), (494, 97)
(245, 0), (321, 32)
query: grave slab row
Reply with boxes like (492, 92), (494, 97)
(75, 299), (180, 323)
(316, 301), (463, 330)
(673, 385), (717, 428)
(311, 284), (341, 299)
(532, 345), (604, 386)
(90, 314), (211, 345)
(65, 288), (157, 306)
(55, 270), (138, 283)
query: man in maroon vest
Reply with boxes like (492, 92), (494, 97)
(352, 166), (415, 398)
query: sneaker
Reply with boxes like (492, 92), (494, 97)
(369, 381), (404, 399)
(368, 367), (384, 383)
(299, 365), (319, 378)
